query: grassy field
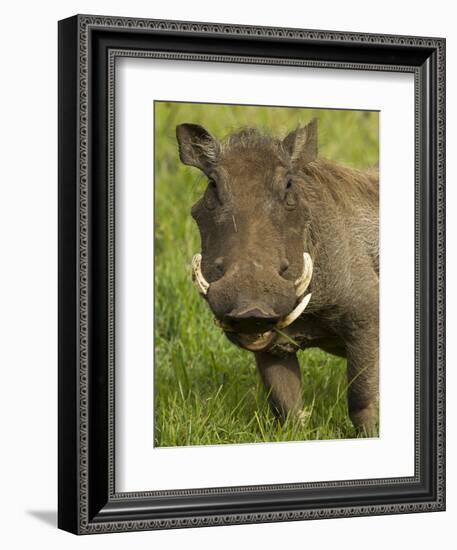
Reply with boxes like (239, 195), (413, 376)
(154, 101), (379, 447)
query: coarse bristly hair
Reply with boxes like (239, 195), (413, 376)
(201, 128), (378, 203)
(207, 127), (290, 165)
(302, 159), (379, 209)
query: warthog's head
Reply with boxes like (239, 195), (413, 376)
(176, 120), (317, 352)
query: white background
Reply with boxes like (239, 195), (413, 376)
(0, 1), (454, 549)
(116, 60), (415, 491)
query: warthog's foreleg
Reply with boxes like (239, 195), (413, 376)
(255, 351), (303, 421)
(345, 320), (379, 436)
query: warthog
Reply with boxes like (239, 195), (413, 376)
(176, 119), (379, 434)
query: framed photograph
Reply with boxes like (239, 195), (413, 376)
(58, 14), (445, 534)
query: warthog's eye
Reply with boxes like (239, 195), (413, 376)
(204, 179), (219, 210)
(284, 179), (297, 209)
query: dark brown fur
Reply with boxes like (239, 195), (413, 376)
(176, 120), (379, 434)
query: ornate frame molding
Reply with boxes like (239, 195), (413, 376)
(58, 14), (445, 534)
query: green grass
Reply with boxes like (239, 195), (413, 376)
(154, 101), (379, 447)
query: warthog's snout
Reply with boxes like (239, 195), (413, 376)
(191, 251), (314, 351)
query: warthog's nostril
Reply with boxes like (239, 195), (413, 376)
(214, 257), (224, 274)
(279, 259), (289, 276)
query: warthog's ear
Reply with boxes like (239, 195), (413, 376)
(282, 118), (318, 167)
(176, 123), (219, 173)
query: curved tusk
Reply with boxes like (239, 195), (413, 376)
(294, 252), (313, 297)
(191, 253), (210, 296)
(276, 293), (312, 329)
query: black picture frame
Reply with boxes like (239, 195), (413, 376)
(58, 14), (446, 534)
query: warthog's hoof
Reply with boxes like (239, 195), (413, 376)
(350, 402), (379, 436)
(295, 407), (312, 426)
(276, 407), (312, 426)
